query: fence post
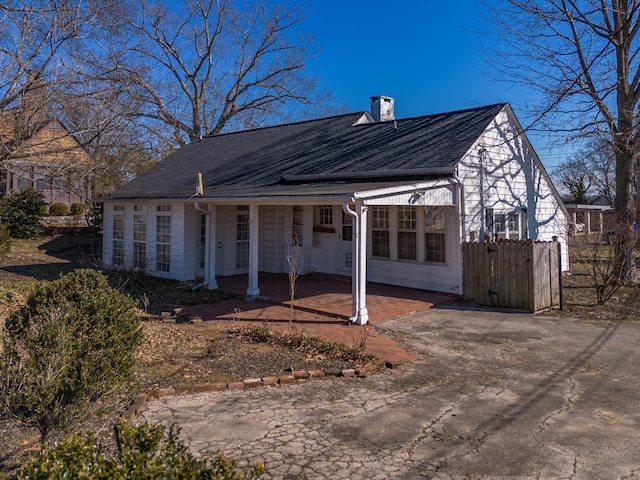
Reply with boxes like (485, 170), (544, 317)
(557, 239), (563, 311)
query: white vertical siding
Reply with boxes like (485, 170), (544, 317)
(183, 206), (198, 280)
(260, 205), (286, 273)
(218, 205), (243, 276)
(310, 232), (337, 273)
(102, 201), (115, 266)
(169, 203), (186, 280)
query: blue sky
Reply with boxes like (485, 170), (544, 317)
(294, 1), (573, 169)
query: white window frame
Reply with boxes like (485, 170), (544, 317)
(318, 205), (333, 226)
(156, 205), (171, 273)
(133, 213), (146, 270)
(397, 206), (417, 260)
(425, 206), (446, 263)
(236, 205), (249, 269)
(112, 206), (125, 267)
(371, 206), (390, 258)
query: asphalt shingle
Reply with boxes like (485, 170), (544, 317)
(109, 103), (506, 200)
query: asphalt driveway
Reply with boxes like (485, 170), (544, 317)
(139, 307), (640, 479)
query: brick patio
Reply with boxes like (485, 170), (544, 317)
(185, 273), (456, 363)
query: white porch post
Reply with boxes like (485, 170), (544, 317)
(246, 203), (260, 299)
(585, 210), (592, 234)
(343, 203), (359, 320)
(356, 202), (369, 324)
(343, 201), (368, 325)
(599, 211), (604, 234)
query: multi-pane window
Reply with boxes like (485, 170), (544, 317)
(425, 207), (446, 263)
(112, 206), (125, 266)
(156, 205), (171, 273)
(35, 167), (49, 191)
(485, 208), (494, 239)
(341, 209), (352, 242)
(397, 206), (417, 260)
(371, 206), (390, 257)
(495, 214), (506, 239)
(17, 174), (32, 190)
(133, 214), (146, 270)
(236, 205), (249, 269)
(508, 213), (519, 239)
(318, 205), (333, 226)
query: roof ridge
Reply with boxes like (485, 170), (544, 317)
(199, 111), (367, 140)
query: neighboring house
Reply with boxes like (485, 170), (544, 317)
(564, 204), (613, 235)
(102, 96), (569, 324)
(0, 81), (91, 206)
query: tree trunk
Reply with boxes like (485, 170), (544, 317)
(613, 146), (636, 282)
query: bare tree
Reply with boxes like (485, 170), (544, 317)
(93, 0), (321, 149)
(554, 157), (592, 203)
(0, 1), (79, 157)
(0, 1), (150, 198)
(554, 138), (617, 204)
(583, 139), (618, 205)
(488, 0), (639, 281)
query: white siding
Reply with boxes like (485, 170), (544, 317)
(183, 206), (199, 280)
(169, 203), (186, 280)
(102, 201), (115, 266)
(102, 201), (189, 280)
(457, 107), (569, 270)
(260, 205), (286, 273)
(218, 205), (241, 276)
(310, 232), (338, 274)
(367, 205), (462, 294)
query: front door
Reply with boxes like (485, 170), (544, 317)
(337, 209), (353, 274)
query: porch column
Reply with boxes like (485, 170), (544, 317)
(356, 202), (369, 325)
(246, 203), (260, 299)
(598, 211), (604, 233)
(585, 210), (591, 234)
(343, 202), (368, 325)
(207, 205), (218, 289)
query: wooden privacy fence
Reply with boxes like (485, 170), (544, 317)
(462, 240), (561, 312)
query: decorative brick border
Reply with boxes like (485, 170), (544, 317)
(121, 361), (399, 423)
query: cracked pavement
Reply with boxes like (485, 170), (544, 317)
(139, 307), (640, 479)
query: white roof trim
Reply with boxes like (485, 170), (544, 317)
(351, 181), (456, 206)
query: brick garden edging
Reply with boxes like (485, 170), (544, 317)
(121, 360), (401, 423)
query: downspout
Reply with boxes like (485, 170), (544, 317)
(342, 202), (359, 323)
(451, 171), (466, 296)
(478, 147), (486, 240)
(343, 201), (368, 325)
(194, 201), (210, 290)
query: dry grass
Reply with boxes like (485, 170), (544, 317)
(0, 233), (373, 475)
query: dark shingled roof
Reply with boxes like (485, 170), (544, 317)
(109, 103), (507, 200)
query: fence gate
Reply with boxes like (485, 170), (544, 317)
(462, 240), (561, 312)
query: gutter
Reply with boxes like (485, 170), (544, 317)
(281, 167), (455, 184)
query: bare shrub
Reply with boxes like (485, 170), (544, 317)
(285, 231), (303, 332)
(570, 224), (637, 304)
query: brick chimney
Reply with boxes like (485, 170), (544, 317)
(370, 95), (394, 122)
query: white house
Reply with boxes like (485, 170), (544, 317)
(102, 97), (569, 324)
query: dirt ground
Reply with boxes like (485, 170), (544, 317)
(0, 233), (638, 475)
(0, 233), (370, 475)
